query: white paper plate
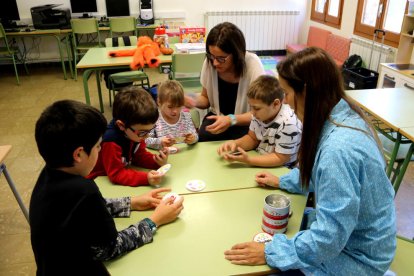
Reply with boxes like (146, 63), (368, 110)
(185, 179), (206, 192)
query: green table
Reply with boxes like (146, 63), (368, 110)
(6, 28), (73, 80)
(76, 46), (172, 112)
(95, 141), (290, 195)
(101, 188), (306, 276)
(346, 88), (414, 193)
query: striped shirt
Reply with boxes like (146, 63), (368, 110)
(145, 110), (198, 149)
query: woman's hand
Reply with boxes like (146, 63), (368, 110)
(255, 171), (280, 188)
(205, 115), (231, 134)
(224, 242), (266, 265)
(150, 196), (184, 227)
(131, 188), (171, 210)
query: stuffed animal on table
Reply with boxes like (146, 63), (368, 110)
(108, 36), (161, 70)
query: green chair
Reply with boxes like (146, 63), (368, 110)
(378, 131), (414, 194)
(109, 17), (137, 37)
(169, 52), (205, 93)
(71, 18), (102, 80)
(0, 23), (28, 85)
(104, 37), (150, 106)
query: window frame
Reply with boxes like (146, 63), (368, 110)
(311, 0), (344, 28)
(353, 0), (408, 48)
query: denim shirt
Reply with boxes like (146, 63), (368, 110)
(265, 99), (396, 275)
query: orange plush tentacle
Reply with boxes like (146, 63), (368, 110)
(131, 47), (145, 70)
(108, 49), (136, 57)
(142, 46), (160, 68)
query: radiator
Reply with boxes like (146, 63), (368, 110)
(350, 36), (396, 72)
(204, 11), (300, 52)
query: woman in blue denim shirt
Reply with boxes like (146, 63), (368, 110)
(224, 47), (396, 275)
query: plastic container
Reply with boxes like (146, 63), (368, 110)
(154, 26), (169, 48)
(342, 67), (379, 90)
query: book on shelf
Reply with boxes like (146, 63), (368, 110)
(174, 43), (205, 53)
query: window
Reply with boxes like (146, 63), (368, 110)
(311, 0), (344, 28)
(354, 0), (407, 47)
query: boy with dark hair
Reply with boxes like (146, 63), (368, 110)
(218, 75), (302, 168)
(87, 86), (169, 186)
(31, 100), (183, 276)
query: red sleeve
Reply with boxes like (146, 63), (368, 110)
(100, 142), (150, 187)
(132, 141), (160, 170)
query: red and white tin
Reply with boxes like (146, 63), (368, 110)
(262, 194), (290, 235)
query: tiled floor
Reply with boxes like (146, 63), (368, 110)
(0, 63), (413, 275)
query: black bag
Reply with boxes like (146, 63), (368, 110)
(342, 54), (363, 69)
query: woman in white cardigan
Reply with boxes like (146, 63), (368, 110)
(190, 22), (265, 141)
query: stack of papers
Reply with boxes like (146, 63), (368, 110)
(174, 43), (206, 53)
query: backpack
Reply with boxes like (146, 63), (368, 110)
(343, 54), (363, 69)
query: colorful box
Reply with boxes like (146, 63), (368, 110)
(179, 27), (206, 43)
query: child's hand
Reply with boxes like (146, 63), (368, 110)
(255, 171), (280, 188)
(222, 147), (250, 164)
(217, 140), (238, 156)
(183, 133), (196, 144)
(161, 137), (175, 147)
(150, 195), (184, 227)
(147, 170), (163, 186)
(131, 188), (171, 211)
(154, 148), (169, 166)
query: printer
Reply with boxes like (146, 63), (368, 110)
(31, 4), (71, 29)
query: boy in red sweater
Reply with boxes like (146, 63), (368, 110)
(87, 86), (169, 186)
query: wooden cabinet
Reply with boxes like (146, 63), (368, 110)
(378, 64), (414, 90)
(396, 14), (414, 64)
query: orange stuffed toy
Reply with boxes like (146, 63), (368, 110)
(108, 36), (161, 70)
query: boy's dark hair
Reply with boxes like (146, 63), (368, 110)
(247, 75), (284, 105)
(157, 80), (185, 107)
(112, 86), (159, 126)
(35, 100), (107, 169)
(206, 22), (246, 78)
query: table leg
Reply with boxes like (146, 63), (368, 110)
(82, 69), (94, 106)
(52, 35), (67, 80)
(0, 163), (29, 223)
(392, 142), (414, 195)
(386, 132), (402, 178)
(95, 71), (104, 113)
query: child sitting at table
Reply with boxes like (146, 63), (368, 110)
(217, 75), (302, 168)
(30, 100), (184, 276)
(87, 86), (169, 186)
(145, 80), (198, 150)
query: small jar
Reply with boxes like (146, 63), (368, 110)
(154, 27), (169, 48)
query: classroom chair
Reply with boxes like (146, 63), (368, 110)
(0, 145), (29, 223)
(169, 52), (205, 92)
(109, 17), (138, 37)
(0, 23), (28, 85)
(104, 36), (150, 106)
(378, 131), (414, 194)
(71, 18), (102, 80)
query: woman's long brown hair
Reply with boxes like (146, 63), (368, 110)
(277, 47), (376, 189)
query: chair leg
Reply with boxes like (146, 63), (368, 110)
(74, 51), (78, 81)
(11, 55), (20, 85)
(1, 164), (29, 223)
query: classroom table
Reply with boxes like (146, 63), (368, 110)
(99, 188), (305, 276)
(389, 236), (414, 275)
(6, 29), (73, 80)
(76, 46), (172, 112)
(95, 141), (291, 196)
(346, 87), (414, 192)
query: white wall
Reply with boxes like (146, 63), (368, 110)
(14, 0), (307, 62)
(17, 0), (307, 26)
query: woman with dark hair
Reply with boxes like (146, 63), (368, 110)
(190, 22), (265, 141)
(224, 47), (396, 275)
